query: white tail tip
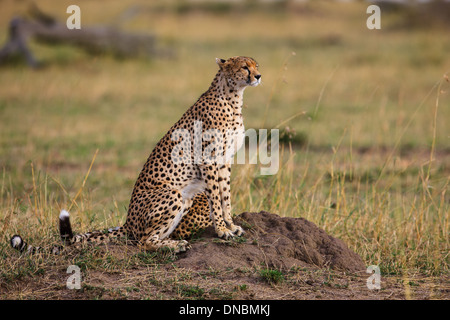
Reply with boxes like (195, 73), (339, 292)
(59, 209), (70, 220)
(10, 235), (23, 249)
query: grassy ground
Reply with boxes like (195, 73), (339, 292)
(0, 0), (449, 299)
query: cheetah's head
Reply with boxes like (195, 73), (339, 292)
(216, 56), (261, 90)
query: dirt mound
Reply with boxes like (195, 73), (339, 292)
(175, 211), (365, 273)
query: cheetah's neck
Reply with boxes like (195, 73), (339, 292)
(210, 71), (245, 112)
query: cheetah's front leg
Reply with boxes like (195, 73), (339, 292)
(218, 164), (244, 236)
(202, 165), (241, 239)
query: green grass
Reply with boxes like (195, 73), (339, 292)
(259, 268), (285, 285)
(0, 0), (449, 291)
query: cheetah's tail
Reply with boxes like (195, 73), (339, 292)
(9, 210), (70, 254)
(10, 210), (127, 254)
(58, 209), (128, 245)
(10, 234), (58, 254)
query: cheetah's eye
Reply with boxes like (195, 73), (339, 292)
(242, 66), (250, 73)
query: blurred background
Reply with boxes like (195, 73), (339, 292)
(0, 0), (449, 275)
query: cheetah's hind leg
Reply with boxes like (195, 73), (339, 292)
(137, 188), (192, 253)
(141, 234), (190, 253)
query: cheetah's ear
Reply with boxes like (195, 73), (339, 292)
(216, 58), (226, 69)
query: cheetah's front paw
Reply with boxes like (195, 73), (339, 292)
(216, 228), (234, 240)
(230, 224), (244, 236)
(216, 224), (244, 240)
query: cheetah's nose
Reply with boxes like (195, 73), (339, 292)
(255, 74), (261, 80)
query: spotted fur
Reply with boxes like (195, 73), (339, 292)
(10, 56), (261, 254)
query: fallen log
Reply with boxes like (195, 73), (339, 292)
(0, 6), (163, 68)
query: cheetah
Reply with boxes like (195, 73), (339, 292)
(11, 56), (261, 254)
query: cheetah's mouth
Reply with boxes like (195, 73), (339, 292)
(248, 78), (261, 87)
